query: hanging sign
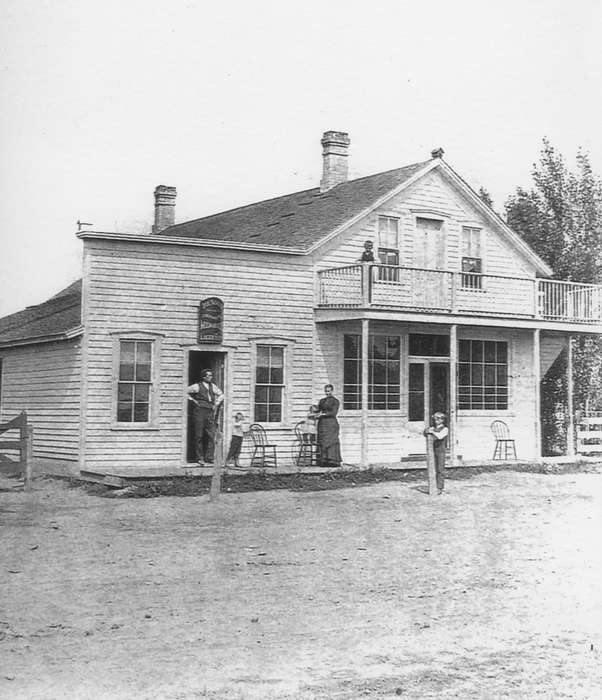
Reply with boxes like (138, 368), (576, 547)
(197, 297), (223, 344)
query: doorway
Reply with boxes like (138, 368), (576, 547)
(408, 360), (449, 424)
(186, 351), (226, 463)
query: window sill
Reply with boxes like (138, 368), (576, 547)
(110, 424), (161, 432)
(457, 410), (515, 418)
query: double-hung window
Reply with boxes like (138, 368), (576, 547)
(117, 340), (153, 423)
(461, 226), (483, 289)
(458, 339), (508, 410)
(377, 216), (399, 280)
(254, 345), (284, 422)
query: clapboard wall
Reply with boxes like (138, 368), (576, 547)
(0, 338), (82, 467)
(81, 240), (316, 471)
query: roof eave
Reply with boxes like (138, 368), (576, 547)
(306, 160), (440, 254)
(76, 231), (307, 255)
(0, 325), (84, 349)
(436, 160), (554, 278)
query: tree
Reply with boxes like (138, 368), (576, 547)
(478, 186), (494, 209)
(505, 140), (602, 453)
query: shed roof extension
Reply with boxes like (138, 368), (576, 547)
(0, 280), (82, 347)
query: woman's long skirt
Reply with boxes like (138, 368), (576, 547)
(317, 416), (342, 467)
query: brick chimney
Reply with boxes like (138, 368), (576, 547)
(153, 185), (177, 233)
(320, 131), (350, 192)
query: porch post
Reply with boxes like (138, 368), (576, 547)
(533, 329), (542, 459)
(361, 318), (369, 467)
(566, 334), (575, 456)
(449, 324), (458, 466)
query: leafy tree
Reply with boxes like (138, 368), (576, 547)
(505, 140), (602, 453)
(478, 186), (494, 209)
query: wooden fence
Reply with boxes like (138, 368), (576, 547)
(576, 412), (602, 456)
(0, 411), (34, 489)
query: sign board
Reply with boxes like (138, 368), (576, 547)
(197, 297), (223, 344)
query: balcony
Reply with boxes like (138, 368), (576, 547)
(317, 264), (602, 326)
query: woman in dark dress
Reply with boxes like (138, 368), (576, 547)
(316, 384), (342, 467)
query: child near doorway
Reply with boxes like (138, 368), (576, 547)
(302, 405), (319, 444)
(226, 412), (247, 468)
(424, 412), (448, 494)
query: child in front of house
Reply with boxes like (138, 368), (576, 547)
(424, 412), (449, 494)
(302, 405), (319, 444)
(226, 412), (247, 468)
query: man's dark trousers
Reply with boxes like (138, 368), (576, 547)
(194, 406), (215, 463)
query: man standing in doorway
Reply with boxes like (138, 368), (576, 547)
(187, 369), (224, 465)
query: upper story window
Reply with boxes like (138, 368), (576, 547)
(461, 226), (483, 289)
(377, 216), (399, 280)
(254, 345), (284, 422)
(117, 340), (153, 423)
(415, 217), (445, 269)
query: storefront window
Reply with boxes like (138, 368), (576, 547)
(458, 339), (508, 410)
(343, 334), (400, 410)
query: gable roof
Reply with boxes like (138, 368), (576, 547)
(0, 280), (82, 347)
(158, 161), (431, 249)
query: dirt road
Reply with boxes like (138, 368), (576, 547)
(1, 471), (601, 699)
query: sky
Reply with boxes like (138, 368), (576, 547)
(1, 0), (601, 317)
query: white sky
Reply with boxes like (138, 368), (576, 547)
(1, 0), (601, 317)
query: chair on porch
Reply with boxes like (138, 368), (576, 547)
(248, 424), (278, 469)
(490, 420), (517, 460)
(292, 420), (318, 468)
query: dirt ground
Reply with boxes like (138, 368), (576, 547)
(1, 470), (601, 699)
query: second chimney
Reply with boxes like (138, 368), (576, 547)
(153, 185), (177, 233)
(320, 131), (350, 192)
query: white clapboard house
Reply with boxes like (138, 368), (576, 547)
(1, 131), (601, 477)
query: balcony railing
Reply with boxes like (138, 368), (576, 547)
(317, 264), (602, 324)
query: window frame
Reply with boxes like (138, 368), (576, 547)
(461, 225), (484, 290)
(249, 337), (295, 427)
(342, 333), (402, 412)
(457, 338), (509, 412)
(110, 332), (163, 430)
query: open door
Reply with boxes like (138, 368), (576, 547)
(186, 351), (226, 463)
(406, 360), (449, 456)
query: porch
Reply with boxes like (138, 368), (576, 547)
(317, 263), (602, 328)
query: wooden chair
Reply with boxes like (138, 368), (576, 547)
(249, 424), (278, 469)
(292, 420), (318, 468)
(490, 420), (517, 460)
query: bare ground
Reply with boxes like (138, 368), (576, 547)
(1, 470), (601, 699)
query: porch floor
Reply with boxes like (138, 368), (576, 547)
(74, 454), (602, 485)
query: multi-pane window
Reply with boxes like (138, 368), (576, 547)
(117, 340), (152, 422)
(378, 216), (399, 280)
(461, 226), (483, 289)
(370, 335), (400, 409)
(343, 335), (362, 410)
(343, 334), (400, 410)
(255, 345), (284, 422)
(458, 340), (508, 410)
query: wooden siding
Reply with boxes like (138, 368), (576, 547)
(316, 170), (536, 279)
(0, 339), (81, 462)
(82, 241), (316, 471)
(314, 321), (539, 463)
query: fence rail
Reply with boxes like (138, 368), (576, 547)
(0, 411), (34, 489)
(317, 264), (602, 324)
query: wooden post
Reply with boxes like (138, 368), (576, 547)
(566, 334), (575, 456)
(361, 264), (371, 306)
(425, 433), (437, 496)
(209, 421), (224, 502)
(449, 324), (458, 466)
(533, 329), (542, 459)
(360, 318), (369, 468)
